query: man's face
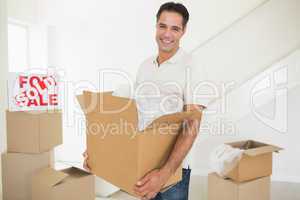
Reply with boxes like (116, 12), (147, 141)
(156, 11), (186, 53)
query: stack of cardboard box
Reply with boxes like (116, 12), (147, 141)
(208, 140), (282, 200)
(1, 110), (95, 200)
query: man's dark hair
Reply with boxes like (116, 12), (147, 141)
(156, 2), (190, 28)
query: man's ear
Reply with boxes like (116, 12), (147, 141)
(182, 25), (187, 35)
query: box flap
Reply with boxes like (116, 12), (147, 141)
(244, 145), (283, 156)
(144, 110), (201, 130)
(76, 94), (86, 111)
(227, 140), (283, 156)
(226, 140), (253, 149)
(84, 91), (133, 111)
(83, 91), (138, 130)
(61, 166), (92, 178)
(77, 91), (115, 114)
(36, 167), (68, 186)
(67, 162), (93, 174)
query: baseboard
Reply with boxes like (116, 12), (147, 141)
(271, 175), (300, 183)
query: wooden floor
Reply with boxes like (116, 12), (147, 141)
(1, 173), (299, 200)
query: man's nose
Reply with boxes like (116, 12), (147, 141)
(162, 29), (173, 37)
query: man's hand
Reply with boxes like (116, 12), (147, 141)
(133, 168), (172, 200)
(82, 150), (91, 171)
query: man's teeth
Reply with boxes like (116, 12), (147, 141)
(161, 39), (172, 44)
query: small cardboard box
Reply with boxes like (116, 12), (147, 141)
(77, 91), (202, 196)
(32, 167), (95, 200)
(208, 173), (270, 200)
(6, 110), (63, 153)
(1, 152), (51, 200)
(225, 140), (282, 182)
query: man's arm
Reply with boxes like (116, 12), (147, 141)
(134, 104), (205, 199)
(161, 104), (204, 174)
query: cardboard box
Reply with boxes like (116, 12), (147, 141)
(208, 173), (270, 200)
(32, 167), (95, 200)
(77, 91), (202, 196)
(1, 152), (51, 200)
(225, 140), (282, 182)
(6, 110), (63, 153)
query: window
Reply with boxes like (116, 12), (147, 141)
(8, 22), (29, 72)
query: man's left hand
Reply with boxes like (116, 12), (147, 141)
(133, 168), (172, 200)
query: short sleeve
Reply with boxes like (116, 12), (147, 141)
(183, 57), (214, 108)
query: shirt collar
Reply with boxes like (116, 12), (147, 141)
(152, 47), (184, 65)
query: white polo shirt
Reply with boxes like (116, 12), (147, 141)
(135, 48), (209, 168)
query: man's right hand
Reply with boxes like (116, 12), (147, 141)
(82, 150), (91, 171)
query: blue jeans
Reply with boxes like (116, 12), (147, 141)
(153, 168), (191, 200)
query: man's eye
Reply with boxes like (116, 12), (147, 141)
(172, 28), (180, 32)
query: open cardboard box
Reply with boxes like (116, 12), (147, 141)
(77, 91), (202, 196)
(32, 167), (95, 200)
(225, 140), (283, 182)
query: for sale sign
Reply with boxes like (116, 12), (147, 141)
(8, 72), (62, 111)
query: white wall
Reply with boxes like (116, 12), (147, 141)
(189, 0), (300, 182)
(7, 0), (40, 24)
(192, 0), (300, 86)
(183, 0), (269, 51)
(0, 0), (8, 153)
(0, 0), (8, 196)
(193, 49), (300, 182)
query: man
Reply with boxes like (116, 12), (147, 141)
(133, 2), (207, 200)
(84, 2), (207, 200)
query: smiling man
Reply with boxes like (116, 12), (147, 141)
(133, 2), (207, 200)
